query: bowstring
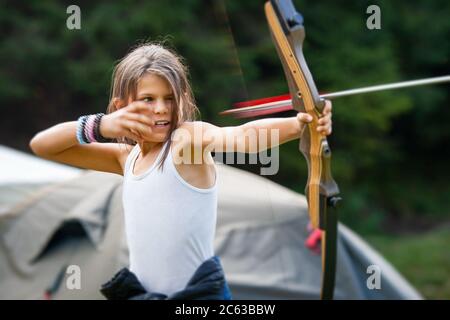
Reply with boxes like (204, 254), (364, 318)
(215, 0), (249, 101)
(215, 0), (293, 294)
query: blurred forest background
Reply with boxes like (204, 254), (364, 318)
(0, 0), (449, 298)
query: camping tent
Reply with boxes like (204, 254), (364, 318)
(0, 147), (422, 299)
(0, 145), (82, 185)
(0, 145), (82, 217)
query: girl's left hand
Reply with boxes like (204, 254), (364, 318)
(296, 100), (333, 136)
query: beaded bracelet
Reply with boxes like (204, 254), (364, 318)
(76, 113), (113, 144)
(76, 115), (88, 144)
(93, 113), (113, 143)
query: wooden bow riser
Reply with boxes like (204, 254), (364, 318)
(265, 2), (339, 229)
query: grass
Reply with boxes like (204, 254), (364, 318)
(366, 226), (450, 299)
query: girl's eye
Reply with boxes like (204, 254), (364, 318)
(165, 97), (173, 101)
(143, 97), (154, 103)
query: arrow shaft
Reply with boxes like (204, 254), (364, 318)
(222, 75), (450, 115)
(322, 75), (450, 99)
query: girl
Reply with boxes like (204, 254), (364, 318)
(29, 42), (332, 300)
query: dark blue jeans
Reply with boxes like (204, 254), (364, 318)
(101, 256), (232, 300)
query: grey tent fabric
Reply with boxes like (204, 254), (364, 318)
(0, 145), (82, 216)
(1, 172), (121, 274)
(338, 224), (422, 299)
(0, 171), (128, 299)
(0, 160), (422, 299)
(0, 145), (82, 185)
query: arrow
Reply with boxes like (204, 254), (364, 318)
(220, 75), (450, 117)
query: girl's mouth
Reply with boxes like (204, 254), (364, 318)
(154, 120), (170, 128)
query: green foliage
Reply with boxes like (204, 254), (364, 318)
(368, 227), (450, 299)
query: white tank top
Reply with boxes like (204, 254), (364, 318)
(122, 140), (218, 295)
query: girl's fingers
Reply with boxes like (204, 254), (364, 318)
(323, 100), (332, 115)
(130, 101), (151, 113)
(126, 129), (143, 143)
(318, 114), (331, 125)
(124, 112), (153, 126)
(297, 112), (313, 123)
(317, 101), (332, 135)
(317, 124), (332, 135)
(121, 119), (152, 139)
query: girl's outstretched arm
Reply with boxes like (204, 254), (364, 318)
(174, 100), (332, 156)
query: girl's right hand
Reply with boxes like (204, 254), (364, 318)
(100, 102), (154, 143)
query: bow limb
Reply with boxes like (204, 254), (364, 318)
(265, 0), (340, 299)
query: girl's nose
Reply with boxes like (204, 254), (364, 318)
(154, 99), (169, 114)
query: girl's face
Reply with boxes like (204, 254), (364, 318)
(133, 73), (175, 142)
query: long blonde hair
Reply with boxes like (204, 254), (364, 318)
(106, 41), (199, 169)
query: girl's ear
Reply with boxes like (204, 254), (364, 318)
(113, 97), (127, 110)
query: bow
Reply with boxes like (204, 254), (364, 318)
(265, 0), (341, 299)
(220, 0), (449, 299)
